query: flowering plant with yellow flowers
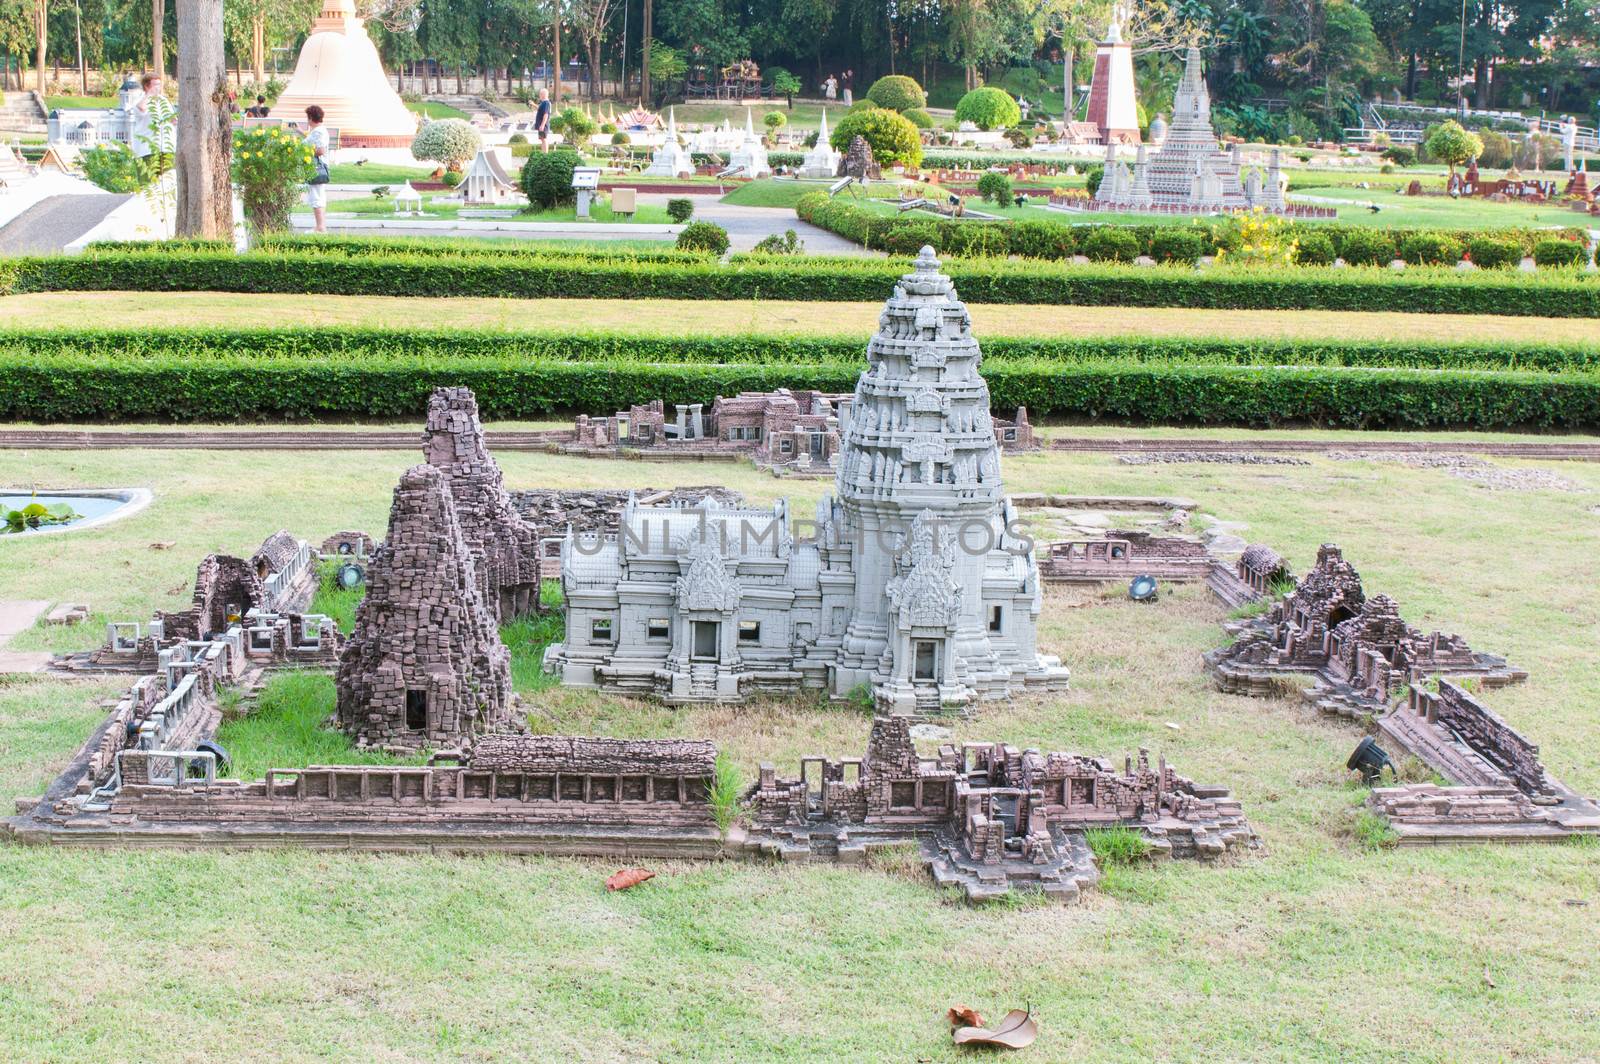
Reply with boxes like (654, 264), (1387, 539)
(1212, 207), (1298, 269)
(232, 125), (316, 235)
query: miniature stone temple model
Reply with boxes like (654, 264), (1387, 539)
(1084, 9), (1141, 146)
(643, 108), (695, 178)
(422, 387), (543, 619)
(797, 109), (842, 179)
(724, 109), (772, 178)
(545, 249), (1069, 712)
(336, 464), (514, 749)
(838, 136), (881, 182)
(269, 0), (418, 146)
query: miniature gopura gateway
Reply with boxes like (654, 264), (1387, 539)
(544, 249), (1070, 712)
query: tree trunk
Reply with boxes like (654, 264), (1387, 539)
(455, 61), (462, 95)
(34, 0), (45, 95)
(251, 13), (264, 83)
(175, 0), (231, 239)
(152, 0), (163, 77)
(553, 14), (561, 103)
(588, 41), (600, 102)
(1404, 52), (1416, 100)
(640, 0), (650, 104)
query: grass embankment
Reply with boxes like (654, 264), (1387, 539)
(2, 444), (1599, 1058)
(323, 194), (673, 224)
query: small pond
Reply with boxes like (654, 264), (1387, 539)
(0, 489), (153, 536)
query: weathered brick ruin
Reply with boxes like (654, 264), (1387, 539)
(564, 391), (1036, 475)
(744, 715), (1256, 901)
(1206, 544), (1525, 716)
(423, 387), (542, 619)
(1038, 529), (1213, 585)
(335, 464), (514, 749)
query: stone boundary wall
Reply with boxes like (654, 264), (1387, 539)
(1408, 681), (1552, 796)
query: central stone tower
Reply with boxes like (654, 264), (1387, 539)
(822, 247), (1065, 713)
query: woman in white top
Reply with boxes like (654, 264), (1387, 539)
(823, 75), (837, 101)
(303, 105), (329, 233)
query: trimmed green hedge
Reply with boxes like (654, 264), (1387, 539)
(5, 353), (1598, 429)
(6, 327), (1600, 373)
(7, 248), (1600, 316)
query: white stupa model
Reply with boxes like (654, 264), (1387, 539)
(643, 108), (695, 178)
(724, 108), (772, 178)
(797, 109), (842, 179)
(270, 0), (418, 146)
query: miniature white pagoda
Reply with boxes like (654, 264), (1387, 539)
(545, 247), (1069, 712)
(1092, 46), (1288, 215)
(725, 108), (772, 178)
(797, 109), (842, 179)
(643, 108), (695, 178)
(269, 0), (417, 146)
(459, 148), (518, 204)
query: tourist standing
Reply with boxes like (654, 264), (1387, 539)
(534, 89), (552, 153)
(841, 69), (854, 106)
(823, 74), (837, 101)
(303, 104), (330, 234)
(134, 73), (176, 176)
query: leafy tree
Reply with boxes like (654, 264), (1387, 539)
(830, 107), (922, 168)
(766, 65), (801, 103)
(955, 86), (1020, 130)
(552, 106), (598, 142)
(1424, 120), (1484, 176)
(976, 170), (1012, 205)
(762, 110), (785, 138)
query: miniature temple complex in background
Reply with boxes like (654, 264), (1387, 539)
(545, 249), (1068, 712)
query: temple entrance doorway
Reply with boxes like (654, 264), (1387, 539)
(692, 621), (720, 661)
(913, 640), (939, 681)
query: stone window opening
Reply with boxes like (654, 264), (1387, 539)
(591, 617), (614, 643)
(1003, 428), (1017, 441)
(405, 689), (427, 732)
(780, 439), (793, 454)
(988, 605), (1003, 633)
(647, 618), (670, 640)
(738, 620), (761, 643)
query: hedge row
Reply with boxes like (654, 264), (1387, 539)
(6, 249), (1600, 316)
(91, 234), (713, 264)
(5, 355), (1598, 429)
(796, 193), (1586, 264)
(7, 327), (1600, 374)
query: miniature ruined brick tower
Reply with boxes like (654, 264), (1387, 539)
(1085, 10), (1141, 145)
(423, 387), (542, 620)
(336, 464), (513, 749)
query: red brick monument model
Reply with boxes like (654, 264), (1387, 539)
(1084, 9), (1141, 146)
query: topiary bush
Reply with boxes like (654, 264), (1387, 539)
(1399, 232), (1463, 266)
(976, 171), (1013, 205)
(882, 221), (946, 256)
(410, 118), (481, 170)
(830, 107), (923, 169)
(519, 148), (579, 210)
(1149, 229), (1205, 265)
(902, 108), (934, 129)
(1381, 146), (1415, 167)
(865, 74), (927, 113)
(666, 198), (694, 223)
(1294, 232), (1336, 266)
(508, 133), (528, 145)
(1007, 221), (1074, 260)
(441, 171), (462, 188)
(1082, 228), (1141, 263)
(1466, 237), (1520, 269)
(954, 87), (1021, 131)
(1337, 229), (1396, 267)
(610, 131), (631, 145)
(1533, 239), (1585, 268)
(849, 98), (879, 112)
(1085, 164), (1104, 198)
(677, 221), (730, 255)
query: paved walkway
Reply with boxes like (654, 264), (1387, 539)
(0, 193), (128, 255)
(652, 197), (870, 255)
(0, 600), (51, 675)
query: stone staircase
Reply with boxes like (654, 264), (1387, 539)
(688, 662), (718, 699)
(0, 91), (47, 134)
(425, 95), (509, 122)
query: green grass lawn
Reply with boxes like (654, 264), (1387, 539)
(3, 439), (1600, 1059)
(216, 671), (424, 780)
(406, 100), (470, 121)
(326, 193), (672, 224)
(44, 94), (116, 110)
(720, 177), (933, 208)
(326, 161), (435, 185)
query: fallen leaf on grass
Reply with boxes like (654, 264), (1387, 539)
(947, 1006), (984, 1028)
(149, 541), (176, 551)
(951, 1007), (1038, 1050)
(605, 867), (656, 891)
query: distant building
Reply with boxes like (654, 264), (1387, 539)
(47, 77), (144, 148)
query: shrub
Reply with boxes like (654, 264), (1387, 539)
(1082, 228), (1141, 262)
(1533, 239), (1585, 268)
(410, 118), (481, 170)
(677, 221), (730, 255)
(1476, 130), (1514, 169)
(508, 133), (528, 145)
(902, 108), (934, 129)
(600, 122), (617, 134)
(865, 74), (927, 113)
(751, 229), (803, 255)
(954, 87), (1020, 131)
(552, 106), (598, 142)
(882, 221), (945, 256)
(1399, 232), (1463, 266)
(1295, 232), (1336, 266)
(709, 752), (743, 840)
(848, 98), (879, 112)
(1337, 229), (1396, 267)
(1007, 221), (1074, 260)
(1424, 119), (1484, 174)
(1149, 229), (1205, 265)
(976, 171), (1013, 205)
(1085, 164), (1104, 197)
(1003, 127), (1032, 149)
(233, 125), (316, 236)
(1467, 237), (1520, 269)
(440, 171), (463, 188)
(944, 224), (1009, 258)
(610, 131), (630, 145)
(763, 111), (786, 139)
(518, 149), (579, 210)
(666, 198), (694, 223)
(81, 142), (157, 194)
(829, 107), (923, 169)
(1381, 146), (1415, 167)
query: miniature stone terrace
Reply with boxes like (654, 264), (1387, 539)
(10, 253), (1597, 906)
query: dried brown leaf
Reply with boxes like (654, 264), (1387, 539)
(605, 867), (656, 891)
